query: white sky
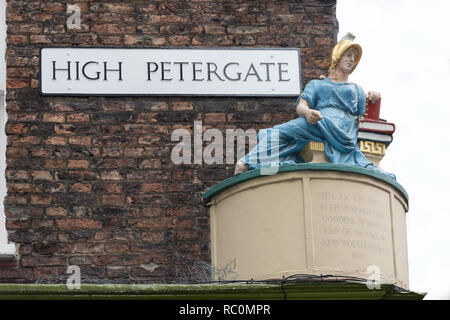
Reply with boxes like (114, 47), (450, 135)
(337, 0), (450, 300)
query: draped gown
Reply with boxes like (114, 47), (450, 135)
(240, 77), (395, 179)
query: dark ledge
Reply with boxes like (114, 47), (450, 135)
(0, 282), (425, 300)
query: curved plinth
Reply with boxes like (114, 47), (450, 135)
(204, 164), (410, 290)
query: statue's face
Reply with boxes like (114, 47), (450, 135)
(336, 48), (357, 74)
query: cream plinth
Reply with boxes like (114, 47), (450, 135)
(208, 169), (409, 289)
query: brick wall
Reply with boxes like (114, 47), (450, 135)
(1, 0), (337, 283)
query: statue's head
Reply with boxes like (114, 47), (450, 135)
(329, 33), (362, 75)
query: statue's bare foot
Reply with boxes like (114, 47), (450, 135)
(234, 160), (248, 175)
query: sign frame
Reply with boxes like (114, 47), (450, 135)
(39, 46), (302, 97)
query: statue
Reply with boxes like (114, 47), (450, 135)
(234, 33), (395, 179)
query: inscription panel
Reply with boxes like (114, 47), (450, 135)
(310, 179), (395, 277)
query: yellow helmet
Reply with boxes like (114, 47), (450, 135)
(329, 33), (362, 74)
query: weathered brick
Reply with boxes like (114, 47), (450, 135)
(105, 242), (129, 253)
(30, 194), (52, 205)
(142, 183), (164, 193)
(56, 219), (102, 230)
(91, 24), (135, 35)
(45, 207), (68, 217)
(172, 102), (194, 111)
(4, 0), (336, 285)
(21, 256), (67, 267)
(100, 170), (124, 180)
(227, 26), (267, 34)
(205, 113), (226, 123)
(70, 183), (92, 193)
(9, 135), (41, 147)
(44, 159), (66, 169)
(67, 113), (90, 122)
(129, 217), (173, 229)
(6, 170), (30, 180)
(68, 136), (92, 146)
(7, 183), (41, 193)
(5, 123), (27, 135)
(42, 2), (64, 12)
(94, 254), (141, 266)
(68, 160), (90, 169)
(45, 136), (67, 146)
(102, 194), (124, 206)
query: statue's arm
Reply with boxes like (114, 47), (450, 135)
(296, 98), (323, 125)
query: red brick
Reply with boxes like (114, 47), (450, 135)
(0, 259), (18, 268)
(168, 35), (191, 46)
(8, 113), (37, 122)
(42, 2), (65, 12)
(139, 159), (161, 169)
(45, 136), (66, 146)
(314, 36), (334, 46)
(105, 242), (129, 253)
(204, 24), (225, 35)
(56, 219), (102, 230)
(141, 231), (165, 242)
(174, 217), (195, 229)
(142, 183), (164, 193)
(44, 159), (66, 169)
(7, 35), (28, 45)
(30, 194), (52, 205)
(100, 171), (123, 180)
(68, 160), (90, 169)
(91, 3), (134, 13)
(6, 218), (30, 230)
(45, 207), (67, 217)
(7, 67), (34, 78)
(91, 24), (135, 34)
(100, 182), (122, 194)
(7, 183), (41, 193)
(70, 183), (92, 193)
(30, 35), (51, 44)
(102, 194), (124, 206)
(174, 230), (199, 240)
(10, 136), (41, 146)
(21, 256), (67, 267)
(94, 254), (141, 266)
(106, 266), (129, 278)
(6, 170), (30, 180)
(205, 113), (226, 123)
(69, 136), (92, 146)
(129, 217), (173, 229)
(0, 268), (33, 280)
(141, 207), (164, 217)
(67, 113), (90, 122)
(30, 13), (53, 22)
(227, 26), (267, 34)
(5, 123), (27, 134)
(172, 102), (194, 111)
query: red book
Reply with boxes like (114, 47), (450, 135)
(365, 98), (381, 120)
(357, 119), (396, 134)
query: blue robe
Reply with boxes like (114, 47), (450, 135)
(241, 78), (395, 179)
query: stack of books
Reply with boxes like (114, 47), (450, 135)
(357, 98), (395, 147)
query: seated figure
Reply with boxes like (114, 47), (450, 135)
(234, 33), (395, 179)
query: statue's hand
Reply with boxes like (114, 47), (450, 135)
(367, 91), (381, 104)
(305, 109), (323, 125)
